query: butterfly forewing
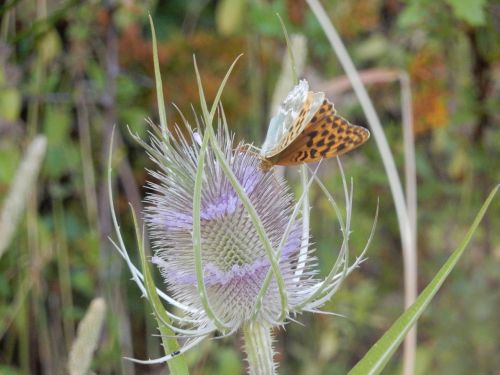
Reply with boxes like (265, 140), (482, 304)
(265, 92), (314, 158)
(266, 91), (325, 158)
(266, 99), (370, 166)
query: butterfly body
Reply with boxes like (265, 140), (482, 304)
(260, 80), (370, 171)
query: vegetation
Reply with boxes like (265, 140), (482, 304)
(0, 0), (498, 374)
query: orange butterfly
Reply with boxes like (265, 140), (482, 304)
(260, 80), (370, 171)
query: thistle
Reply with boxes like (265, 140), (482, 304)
(109, 52), (375, 374)
(146, 126), (308, 327)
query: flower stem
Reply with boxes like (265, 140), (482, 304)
(242, 321), (276, 375)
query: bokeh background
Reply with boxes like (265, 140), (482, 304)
(0, 0), (499, 374)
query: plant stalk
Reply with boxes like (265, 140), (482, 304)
(242, 321), (276, 375)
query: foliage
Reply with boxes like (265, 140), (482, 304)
(0, 0), (498, 374)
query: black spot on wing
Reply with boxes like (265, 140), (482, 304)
(336, 144), (346, 152)
(298, 151), (309, 161)
(307, 130), (318, 138)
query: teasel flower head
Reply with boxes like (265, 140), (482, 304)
(146, 127), (306, 325)
(109, 57), (376, 372)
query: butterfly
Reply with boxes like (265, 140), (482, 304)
(259, 80), (370, 171)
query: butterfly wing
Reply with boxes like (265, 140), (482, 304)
(266, 99), (370, 166)
(265, 91), (325, 158)
(262, 80), (325, 156)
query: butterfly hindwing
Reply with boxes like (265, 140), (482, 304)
(267, 99), (370, 166)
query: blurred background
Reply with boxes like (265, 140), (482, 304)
(0, 0), (499, 374)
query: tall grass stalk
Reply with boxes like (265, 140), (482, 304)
(400, 72), (417, 246)
(305, 1), (418, 373)
(75, 86), (100, 227)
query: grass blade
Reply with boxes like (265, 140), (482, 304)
(305, 1), (418, 371)
(348, 185), (499, 375)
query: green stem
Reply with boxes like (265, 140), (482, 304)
(242, 322), (276, 375)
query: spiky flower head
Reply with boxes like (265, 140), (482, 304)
(145, 123), (315, 328)
(129, 102), (372, 343)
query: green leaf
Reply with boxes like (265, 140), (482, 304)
(445, 0), (486, 26)
(0, 366), (20, 375)
(0, 88), (21, 121)
(248, 1), (286, 36)
(116, 74), (141, 102)
(215, 0), (247, 36)
(44, 142), (80, 178)
(397, 1), (426, 28)
(43, 106), (71, 145)
(0, 144), (20, 183)
(38, 30), (62, 63)
(348, 185), (499, 375)
(120, 107), (149, 138)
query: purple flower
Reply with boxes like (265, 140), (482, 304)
(144, 125), (319, 326)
